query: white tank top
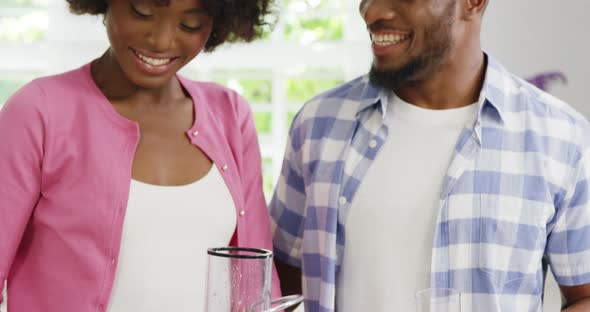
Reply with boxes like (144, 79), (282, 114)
(108, 165), (237, 312)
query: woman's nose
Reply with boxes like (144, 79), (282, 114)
(147, 23), (176, 52)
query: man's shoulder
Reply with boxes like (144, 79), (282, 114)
(308, 75), (369, 102)
(488, 58), (590, 159)
(510, 72), (585, 124)
(294, 75), (377, 123)
(487, 59), (587, 124)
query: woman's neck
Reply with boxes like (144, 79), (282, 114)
(91, 49), (185, 106)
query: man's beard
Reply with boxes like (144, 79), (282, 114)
(369, 1), (456, 92)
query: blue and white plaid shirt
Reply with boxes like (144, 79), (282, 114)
(270, 55), (590, 312)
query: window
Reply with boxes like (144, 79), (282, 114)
(183, 0), (369, 198)
(191, 68), (344, 199)
(0, 0), (49, 43)
(0, 0), (48, 113)
(0, 0), (371, 200)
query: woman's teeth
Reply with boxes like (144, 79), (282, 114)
(134, 50), (173, 67)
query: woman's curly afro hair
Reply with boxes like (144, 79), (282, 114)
(66, 0), (275, 52)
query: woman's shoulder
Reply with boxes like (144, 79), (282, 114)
(178, 76), (253, 119)
(2, 64), (101, 124)
(178, 76), (241, 100)
(179, 77), (229, 92)
(32, 64), (91, 94)
(7, 64), (92, 107)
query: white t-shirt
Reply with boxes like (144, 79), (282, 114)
(336, 94), (479, 311)
(108, 165), (236, 312)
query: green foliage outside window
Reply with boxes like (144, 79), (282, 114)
(284, 16), (343, 43)
(0, 0), (48, 7)
(213, 77), (273, 134)
(283, 0), (341, 10)
(258, 13), (278, 40)
(0, 13), (48, 42)
(286, 111), (297, 130)
(285, 77), (343, 129)
(253, 112), (272, 134)
(286, 78), (343, 104)
(213, 78), (272, 104)
(258, 25), (273, 41)
(262, 158), (274, 200)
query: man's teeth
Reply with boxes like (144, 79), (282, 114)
(135, 51), (172, 66)
(371, 34), (409, 46)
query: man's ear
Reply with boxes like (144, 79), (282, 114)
(460, 0), (488, 21)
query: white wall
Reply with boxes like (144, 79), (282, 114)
(482, 1), (589, 117)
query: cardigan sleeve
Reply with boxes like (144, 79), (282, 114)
(0, 81), (46, 305)
(232, 91), (283, 299)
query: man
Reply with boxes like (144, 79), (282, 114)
(269, 0), (590, 311)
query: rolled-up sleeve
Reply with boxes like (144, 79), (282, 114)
(270, 112), (307, 268)
(546, 136), (590, 286)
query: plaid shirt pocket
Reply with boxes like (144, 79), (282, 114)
(478, 193), (547, 293)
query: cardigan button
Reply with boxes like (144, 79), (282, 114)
(240, 210), (246, 217)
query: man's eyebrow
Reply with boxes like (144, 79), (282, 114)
(184, 7), (208, 14)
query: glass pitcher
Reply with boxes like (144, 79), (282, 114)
(205, 247), (303, 312)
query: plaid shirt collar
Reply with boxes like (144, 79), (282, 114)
(357, 53), (508, 132)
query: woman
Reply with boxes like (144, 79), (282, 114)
(0, 0), (280, 310)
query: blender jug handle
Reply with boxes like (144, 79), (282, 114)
(266, 294), (304, 312)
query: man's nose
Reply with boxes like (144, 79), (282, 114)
(360, 0), (396, 26)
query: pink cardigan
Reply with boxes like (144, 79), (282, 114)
(0, 63), (281, 311)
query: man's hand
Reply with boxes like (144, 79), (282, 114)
(560, 284), (590, 311)
(275, 258), (303, 311)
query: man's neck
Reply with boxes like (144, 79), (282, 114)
(395, 49), (486, 110)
